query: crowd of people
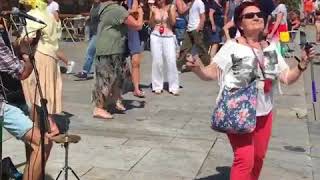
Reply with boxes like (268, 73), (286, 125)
(0, 0), (318, 180)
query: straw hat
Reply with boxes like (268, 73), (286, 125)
(19, 0), (47, 10)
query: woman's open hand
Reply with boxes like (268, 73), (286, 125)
(186, 54), (202, 70)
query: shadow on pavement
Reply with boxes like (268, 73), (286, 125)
(45, 174), (55, 180)
(195, 166), (230, 180)
(123, 99), (145, 110)
(108, 99), (146, 114)
(139, 83), (151, 89)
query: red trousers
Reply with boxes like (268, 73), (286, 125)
(227, 112), (273, 180)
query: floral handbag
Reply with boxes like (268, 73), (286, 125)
(211, 80), (257, 134)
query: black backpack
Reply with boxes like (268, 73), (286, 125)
(1, 157), (23, 180)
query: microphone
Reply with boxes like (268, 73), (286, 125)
(11, 7), (46, 25)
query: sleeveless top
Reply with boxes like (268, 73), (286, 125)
(151, 6), (174, 36)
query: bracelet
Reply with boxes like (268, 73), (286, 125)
(298, 62), (307, 72)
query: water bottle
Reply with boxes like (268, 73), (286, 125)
(85, 25), (90, 41)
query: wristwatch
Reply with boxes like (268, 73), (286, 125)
(298, 62), (307, 72)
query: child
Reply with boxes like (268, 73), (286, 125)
(288, 10), (301, 42)
(289, 10), (301, 30)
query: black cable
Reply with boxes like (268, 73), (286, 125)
(21, 20), (49, 180)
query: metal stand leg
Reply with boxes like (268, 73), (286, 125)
(69, 167), (81, 180)
(55, 168), (64, 180)
(55, 141), (80, 180)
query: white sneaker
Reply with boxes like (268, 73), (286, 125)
(170, 90), (180, 96)
(66, 61), (75, 74)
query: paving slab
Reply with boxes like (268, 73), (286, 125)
(264, 149), (313, 179)
(260, 164), (312, 180)
(124, 135), (174, 148)
(81, 145), (150, 171)
(2, 138), (26, 162)
(2, 130), (12, 142)
(80, 167), (128, 180)
(122, 171), (189, 180)
(168, 137), (214, 153)
(312, 157), (320, 180)
(132, 148), (208, 178)
(195, 138), (232, 180)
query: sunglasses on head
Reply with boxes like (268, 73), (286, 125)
(241, 12), (264, 19)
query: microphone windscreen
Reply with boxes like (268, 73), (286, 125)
(11, 7), (20, 14)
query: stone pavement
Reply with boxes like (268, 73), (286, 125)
(2, 35), (320, 180)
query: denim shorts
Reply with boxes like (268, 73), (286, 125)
(128, 29), (143, 55)
(3, 103), (33, 140)
(207, 26), (223, 44)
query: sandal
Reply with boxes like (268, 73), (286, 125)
(93, 108), (113, 119)
(115, 100), (126, 111)
(133, 90), (145, 98)
(93, 114), (113, 120)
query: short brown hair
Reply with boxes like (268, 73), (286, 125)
(234, 1), (263, 35)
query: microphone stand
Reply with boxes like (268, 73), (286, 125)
(21, 17), (50, 180)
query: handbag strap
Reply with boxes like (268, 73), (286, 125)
(244, 37), (266, 79)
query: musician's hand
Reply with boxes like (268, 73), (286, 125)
(22, 54), (30, 62)
(46, 118), (60, 139)
(20, 36), (39, 57)
(19, 39), (32, 55)
(32, 30), (42, 46)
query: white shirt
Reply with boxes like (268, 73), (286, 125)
(47, 1), (59, 14)
(271, 4), (287, 25)
(212, 40), (289, 116)
(187, 0), (205, 31)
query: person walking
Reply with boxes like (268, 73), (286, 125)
(223, 0), (243, 40)
(127, 0), (146, 98)
(74, 0), (101, 79)
(265, 0), (288, 41)
(206, 0), (224, 58)
(92, 0), (143, 119)
(47, 0), (75, 74)
(186, 2), (316, 180)
(176, 0), (210, 72)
